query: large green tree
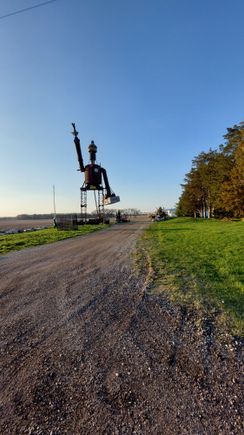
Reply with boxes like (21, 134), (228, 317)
(218, 123), (244, 217)
(177, 122), (244, 218)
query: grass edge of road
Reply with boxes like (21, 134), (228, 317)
(0, 224), (108, 255)
(133, 217), (244, 337)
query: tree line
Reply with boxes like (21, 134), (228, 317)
(91, 208), (142, 217)
(177, 122), (244, 218)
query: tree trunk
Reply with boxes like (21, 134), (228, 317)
(203, 204), (206, 218)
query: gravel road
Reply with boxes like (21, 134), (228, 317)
(0, 219), (242, 434)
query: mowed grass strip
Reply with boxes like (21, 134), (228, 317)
(0, 224), (106, 255)
(140, 218), (244, 335)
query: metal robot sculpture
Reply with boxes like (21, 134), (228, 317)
(71, 123), (120, 222)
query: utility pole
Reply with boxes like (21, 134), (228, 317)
(53, 184), (57, 217)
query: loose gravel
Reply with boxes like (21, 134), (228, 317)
(0, 219), (243, 434)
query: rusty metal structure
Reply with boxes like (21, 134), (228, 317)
(71, 123), (120, 222)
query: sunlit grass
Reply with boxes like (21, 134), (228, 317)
(0, 224), (107, 255)
(139, 218), (244, 335)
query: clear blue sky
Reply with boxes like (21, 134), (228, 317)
(0, 0), (243, 216)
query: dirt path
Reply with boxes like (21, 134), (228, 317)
(0, 219), (242, 434)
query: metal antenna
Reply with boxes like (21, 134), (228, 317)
(71, 123), (79, 137)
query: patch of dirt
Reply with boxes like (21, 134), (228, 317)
(0, 219), (53, 232)
(0, 218), (242, 434)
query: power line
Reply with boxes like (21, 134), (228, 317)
(0, 0), (58, 20)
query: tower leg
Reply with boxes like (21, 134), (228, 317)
(98, 188), (104, 221)
(80, 187), (87, 223)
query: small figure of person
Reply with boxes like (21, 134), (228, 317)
(116, 210), (121, 223)
(53, 216), (57, 228)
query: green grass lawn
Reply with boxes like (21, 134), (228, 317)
(0, 224), (106, 255)
(139, 218), (244, 335)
